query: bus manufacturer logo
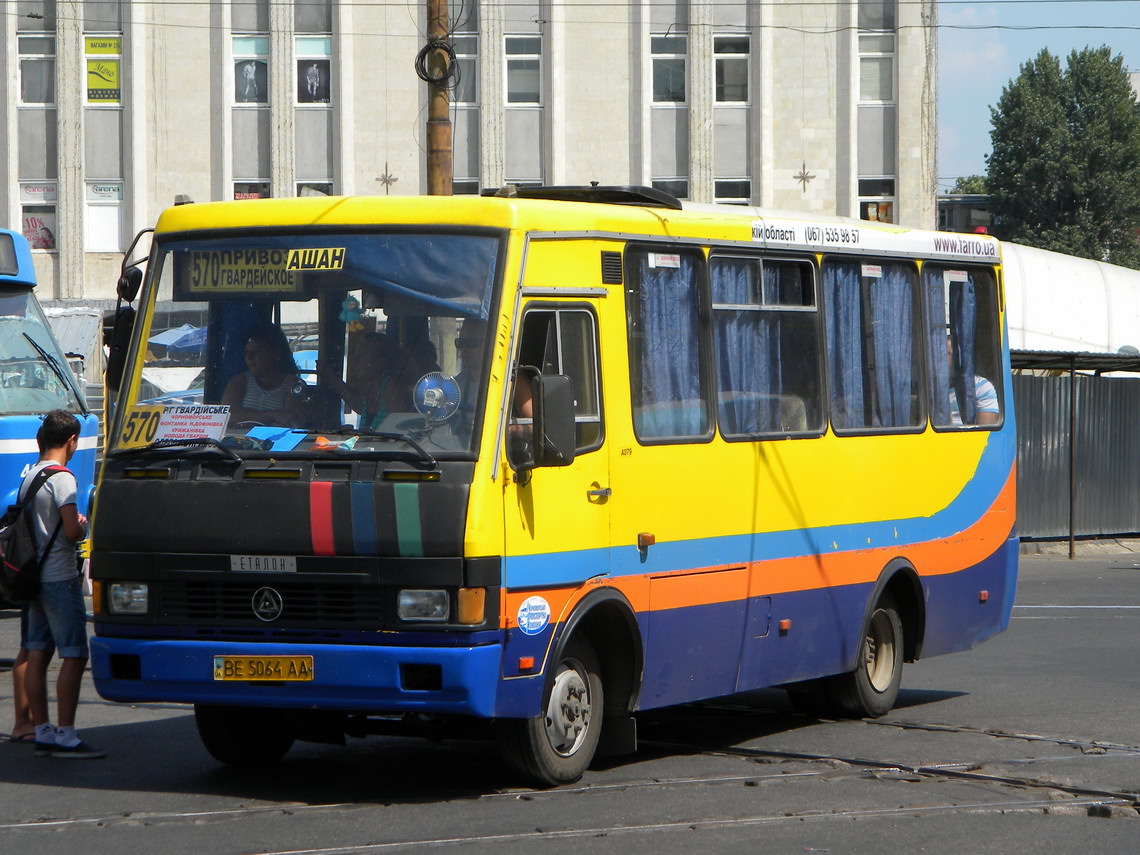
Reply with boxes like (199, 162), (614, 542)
(252, 587), (284, 622)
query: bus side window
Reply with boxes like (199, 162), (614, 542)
(710, 255), (824, 437)
(923, 265), (1003, 428)
(626, 247), (711, 441)
(513, 307), (603, 453)
(822, 258), (923, 431)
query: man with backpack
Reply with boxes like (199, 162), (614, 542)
(19, 410), (105, 758)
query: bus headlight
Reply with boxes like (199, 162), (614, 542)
(108, 583), (149, 615)
(397, 589), (449, 622)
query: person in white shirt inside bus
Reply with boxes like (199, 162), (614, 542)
(946, 336), (999, 426)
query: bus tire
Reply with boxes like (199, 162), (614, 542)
(497, 637), (604, 787)
(829, 594), (904, 718)
(194, 704), (295, 766)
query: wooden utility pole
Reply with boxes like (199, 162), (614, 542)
(426, 0), (453, 195)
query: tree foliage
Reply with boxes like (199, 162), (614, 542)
(950, 175), (988, 194)
(987, 46), (1140, 268)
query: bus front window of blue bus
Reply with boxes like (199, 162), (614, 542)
(114, 232), (501, 457)
(0, 288), (87, 415)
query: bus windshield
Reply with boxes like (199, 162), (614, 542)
(115, 230), (502, 458)
(0, 287), (87, 415)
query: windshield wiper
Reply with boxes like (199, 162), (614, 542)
(109, 437), (241, 463)
(321, 428), (437, 465)
(22, 333), (88, 415)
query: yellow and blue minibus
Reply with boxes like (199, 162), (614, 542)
(90, 188), (1016, 785)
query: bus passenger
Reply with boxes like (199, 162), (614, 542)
(947, 337), (999, 426)
(318, 332), (411, 430)
(221, 323), (306, 427)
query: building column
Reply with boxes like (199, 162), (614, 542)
(334, 0), (354, 194)
(478, 0), (504, 190)
(270, 0), (295, 198)
(837, 0), (858, 218)
(688, 0), (714, 203)
(57, 0), (84, 300)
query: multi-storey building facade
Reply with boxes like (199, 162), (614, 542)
(3, 0), (936, 303)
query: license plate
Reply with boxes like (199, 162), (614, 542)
(213, 655), (314, 681)
(230, 555), (297, 573)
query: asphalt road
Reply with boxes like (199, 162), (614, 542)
(1, 554), (1138, 854)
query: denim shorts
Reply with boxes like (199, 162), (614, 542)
(25, 575), (89, 659)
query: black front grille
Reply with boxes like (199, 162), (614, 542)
(160, 581), (383, 627)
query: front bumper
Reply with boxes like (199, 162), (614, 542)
(90, 636), (504, 718)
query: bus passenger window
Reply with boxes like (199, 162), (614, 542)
(823, 258), (923, 431)
(513, 308), (602, 453)
(923, 265), (1002, 428)
(626, 248), (710, 441)
(710, 256), (823, 437)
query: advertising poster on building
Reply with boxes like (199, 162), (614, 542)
(297, 59), (331, 103)
(235, 59), (268, 103)
(22, 210), (57, 250)
(86, 36), (121, 102)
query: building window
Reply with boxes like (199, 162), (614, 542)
(651, 34), (686, 103)
(85, 181), (122, 252)
(19, 36), (55, 105)
(859, 34), (894, 103)
(234, 182), (270, 200)
(858, 2), (897, 224)
(20, 183), (57, 251)
(714, 180), (751, 205)
(453, 34), (478, 105)
(859, 0), (896, 31)
(86, 35), (121, 104)
(714, 35), (748, 103)
(234, 36), (269, 104)
(296, 37), (332, 104)
(859, 179), (895, 223)
(506, 35), (541, 104)
(652, 179), (689, 200)
(297, 182), (331, 196)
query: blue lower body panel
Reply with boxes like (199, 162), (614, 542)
(90, 637), (503, 718)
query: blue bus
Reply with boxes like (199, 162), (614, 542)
(0, 229), (98, 606)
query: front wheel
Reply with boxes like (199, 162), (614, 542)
(194, 704), (295, 766)
(828, 594), (904, 717)
(497, 637), (604, 787)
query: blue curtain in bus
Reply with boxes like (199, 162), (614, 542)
(634, 252), (705, 437)
(823, 262), (864, 428)
(924, 268), (952, 425)
(711, 260), (779, 434)
(949, 274), (978, 424)
(869, 264), (916, 427)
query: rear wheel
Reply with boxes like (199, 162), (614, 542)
(194, 704), (295, 766)
(829, 594), (904, 717)
(497, 637), (603, 787)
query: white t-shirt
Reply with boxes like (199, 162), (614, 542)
(949, 375), (1000, 425)
(19, 460), (79, 583)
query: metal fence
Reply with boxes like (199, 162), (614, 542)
(1014, 373), (1140, 539)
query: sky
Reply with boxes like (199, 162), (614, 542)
(937, 0), (1140, 192)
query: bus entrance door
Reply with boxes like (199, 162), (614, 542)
(501, 301), (610, 661)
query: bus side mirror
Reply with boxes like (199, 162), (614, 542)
(105, 305), (136, 396)
(533, 373), (576, 468)
(117, 265), (143, 302)
(507, 369), (576, 483)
